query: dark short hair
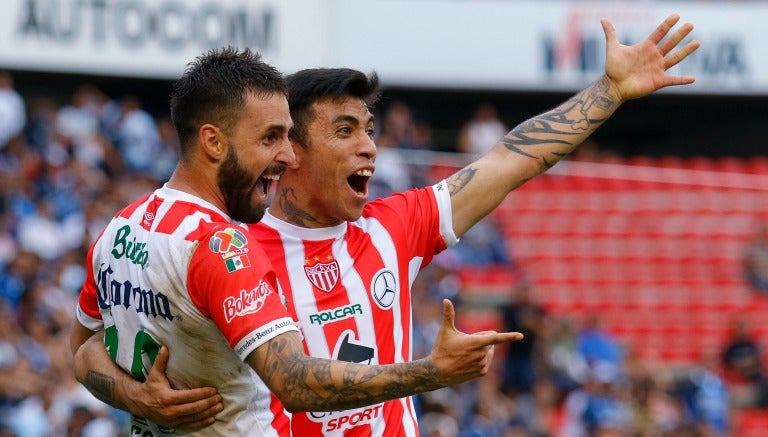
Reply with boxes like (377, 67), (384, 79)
(170, 46), (288, 158)
(285, 68), (380, 147)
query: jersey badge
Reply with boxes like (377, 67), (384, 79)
(371, 269), (397, 309)
(209, 228), (248, 254)
(210, 228), (251, 272)
(304, 256), (340, 292)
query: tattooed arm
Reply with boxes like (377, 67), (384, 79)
(449, 14), (700, 237)
(74, 300), (521, 416)
(247, 299), (521, 412)
(71, 322), (224, 429)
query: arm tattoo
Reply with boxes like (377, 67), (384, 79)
(501, 76), (616, 170)
(446, 167), (476, 196)
(278, 188), (317, 227)
(85, 370), (115, 404)
(252, 334), (442, 411)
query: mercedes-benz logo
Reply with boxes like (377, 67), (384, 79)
(371, 270), (397, 309)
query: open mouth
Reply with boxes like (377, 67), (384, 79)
(256, 173), (280, 196)
(347, 169), (372, 196)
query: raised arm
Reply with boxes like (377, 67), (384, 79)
(449, 14), (701, 236)
(248, 299), (522, 412)
(71, 322), (224, 429)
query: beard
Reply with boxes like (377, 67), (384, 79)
(217, 145), (266, 224)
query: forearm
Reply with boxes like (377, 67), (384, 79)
(497, 75), (620, 174)
(448, 76), (622, 235)
(249, 332), (443, 412)
(73, 332), (138, 412)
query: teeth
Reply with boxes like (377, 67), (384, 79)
(355, 169), (372, 177)
(262, 174), (280, 181)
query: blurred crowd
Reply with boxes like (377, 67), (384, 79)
(1, 71), (767, 436)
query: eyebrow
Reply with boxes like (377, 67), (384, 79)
(331, 114), (375, 126)
(266, 123), (291, 134)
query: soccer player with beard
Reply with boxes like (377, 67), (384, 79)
(74, 14), (700, 436)
(70, 47), (522, 436)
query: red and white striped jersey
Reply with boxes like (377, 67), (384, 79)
(76, 185), (298, 437)
(249, 181), (457, 436)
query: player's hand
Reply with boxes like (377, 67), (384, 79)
(428, 299), (523, 386)
(124, 345), (224, 429)
(603, 13), (700, 102)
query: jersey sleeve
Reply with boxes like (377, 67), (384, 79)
(76, 238), (104, 331)
(187, 224), (298, 361)
(366, 180), (457, 266)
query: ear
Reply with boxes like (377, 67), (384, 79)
(199, 124), (225, 161)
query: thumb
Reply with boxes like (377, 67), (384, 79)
(148, 345), (170, 381)
(602, 18), (616, 46)
(441, 299), (458, 332)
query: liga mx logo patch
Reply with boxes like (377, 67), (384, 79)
(305, 258), (340, 293)
(209, 228), (248, 253)
(209, 228), (251, 273)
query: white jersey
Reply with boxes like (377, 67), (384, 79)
(249, 181), (457, 436)
(77, 185), (298, 436)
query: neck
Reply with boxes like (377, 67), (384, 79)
(167, 163), (226, 213)
(270, 184), (341, 229)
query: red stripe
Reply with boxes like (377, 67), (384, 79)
(269, 392), (291, 437)
(116, 194), (151, 219)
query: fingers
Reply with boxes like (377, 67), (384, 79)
(168, 403), (224, 429)
(168, 386), (222, 405)
(647, 13), (681, 45)
(659, 21), (694, 57)
(167, 394), (224, 427)
(487, 331), (525, 345)
(174, 415), (217, 430)
(665, 39), (701, 70)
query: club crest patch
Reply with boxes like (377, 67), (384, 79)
(305, 257), (340, 292)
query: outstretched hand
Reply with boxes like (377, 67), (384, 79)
(125, 345), (224, 429)
(603, 13), (700, 102)
(428, 299), (523, 386)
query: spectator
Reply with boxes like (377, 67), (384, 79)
(577, 313), (624, 368)
(452, 213), (515, 267)
(500, 284), (547, 396)
(675, 351), (730, 436)
(456, 103), (508, 157)
(546, 317), (590, 393)
(369, 102), (417, 198)
(720, 318), (768, 409)
(112, 95), (162, 177)
(0, 72), (26, 150)
(743, 219), (768, 294)
(560, 360), (634, 437)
